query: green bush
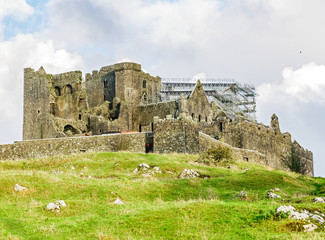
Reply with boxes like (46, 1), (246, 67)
(198, 145), (234, 166)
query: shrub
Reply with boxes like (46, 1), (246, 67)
(198, 145), (234, 166)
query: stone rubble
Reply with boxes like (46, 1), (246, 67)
(266, 190), (281, 199)
(132, 163), (163, 177)
(113, 198), (124, 205)
(14, 184), (27, 192)
(313, 197), (325, 203)
(179, 169), (200, 179)
(47, 200), (67, 212)
(276, 205), (325, 229)
(236, 191), (247, 198)
(51, 169), (64, 175)
(303, 223), (318, 232)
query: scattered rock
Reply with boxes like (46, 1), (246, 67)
(113, 198), (124, 205)
(132, 168), (139, 174)
(274, 188), (280, 191)
(56, 200), (67, 207)
(14, 184), (27, 192)
(311, 214), (325, 224)
(138, 163), (150, 170)
(266, 191), (281, 199)
(303, 223), (318, 232)
(179, 169), (200, 179)
(276, 205), (295, 214)
(70, 166), (75, 170)
(277, 205), (325, 224)
(88, 176), (92, 178)
(52, 169), (63, 175)
(153, 166), (162, 173)
(235, 191), (247, 198)
(243, 169), (248, 172)
(47, 202), (60, 211)
(166, 171), (174, 174)
(47, 200), (67, 212)
(313, 197), (325, 203)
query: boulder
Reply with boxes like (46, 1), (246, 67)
(313, 197), (325, 203)
(179, 169), (200, 179)
(303, 223), (318, 232)
(266, 191), (281, 199)
(56, 200), (67, 207)
(113, 198), (124, 205)
(47, 202), (60, 210)
(14, 184), (27, 192)
(139, 163), (150, 170)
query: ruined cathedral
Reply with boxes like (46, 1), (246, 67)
(19, 62), (313, 175)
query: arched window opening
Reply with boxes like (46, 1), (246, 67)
(55, 86), (61, 96)
(66, 84), (73, 94)
(139, 124), (142, 132)
(151, 122), (154, 132)
(192, 113), (194, 119)
(143, 80), (146, 88)
(205, 116), (208, 122)
(198, 115), (201, 122)
(79, 114), (82, 120)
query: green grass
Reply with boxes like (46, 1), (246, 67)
(0, 152), (324, 239)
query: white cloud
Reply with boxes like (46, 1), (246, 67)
(257, 63), (325, 107)
(0, 0), (34, 20)
(0, 33), (84, 144)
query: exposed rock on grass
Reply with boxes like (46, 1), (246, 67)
(113, 198), (124, 205)
(266, 190), (281, 199)
(303, 223), (318, 232)
(313, 197), (325, 203)
(179, 169), (200, 179)
(14, 184), (27, 192)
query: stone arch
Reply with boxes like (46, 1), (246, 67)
(64, 84), (73, 94)
(63, 125), (79, 137)
(54, 86), (61, 96)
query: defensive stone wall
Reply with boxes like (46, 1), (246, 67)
(199, 132), (267, 166)
(153, 115), (200, 154)
(0, 133), (146, 161)
(138, 101), (177, 131)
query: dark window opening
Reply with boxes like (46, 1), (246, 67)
(198, 115), (201, 122)
(205, 116), (207, 122)
(243, 156), (249, 162)
(79, 114), (82, 120)
(219, 122), (223, 132)
(66, 84), (73, 94)
(192, 113), (194, 119)
(143, 80), (146, 88)
(151, 122), (154, 132)
(139, 124), (142, 132)
(55, 86), (61, 96)
(37, 109), (40, 114)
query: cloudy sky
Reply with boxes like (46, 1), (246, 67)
(0, 0), (324, 176)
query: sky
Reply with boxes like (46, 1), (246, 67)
(0, 0), (324, 176)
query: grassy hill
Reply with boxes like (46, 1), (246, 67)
(0, 152), (324, 239)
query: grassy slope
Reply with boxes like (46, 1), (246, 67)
(0, 152), (324, 240)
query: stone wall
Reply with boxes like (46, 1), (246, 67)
(138, 101), (178, 131)
(153, 115), (200, 154)
(199, 132), (267, 166)
(0, 133), (146, 161)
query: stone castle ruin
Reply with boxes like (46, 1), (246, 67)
(0, 62), (313, 176)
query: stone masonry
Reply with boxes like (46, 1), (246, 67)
(0, 61), (313, 176)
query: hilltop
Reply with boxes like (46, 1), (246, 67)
(0, 152), (324, 239)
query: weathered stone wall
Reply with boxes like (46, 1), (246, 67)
(23, 67), (56, 140)
(153, 116), (199, 154)
(199, 132), (267, 166)
(0, 133), (146, 161)
(292, 141), (314, 176)
(138, 101), (177, 130)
